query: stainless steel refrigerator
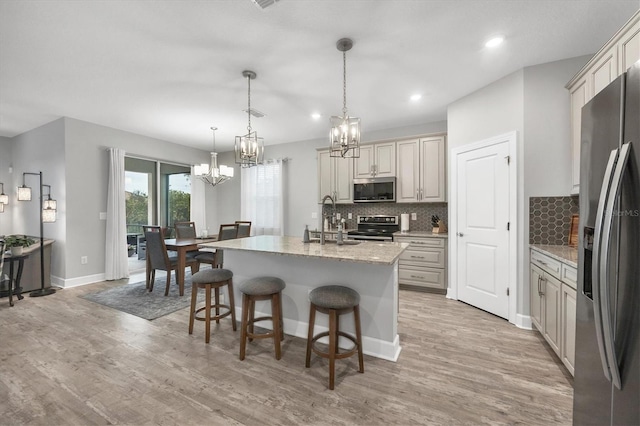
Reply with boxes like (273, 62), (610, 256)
(573, 60), (640, 425)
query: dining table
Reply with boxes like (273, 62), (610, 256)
(160, 237), (218, 296)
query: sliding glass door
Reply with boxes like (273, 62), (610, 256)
(125, 157), (191, 271)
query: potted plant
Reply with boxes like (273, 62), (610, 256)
(4, 234), (36, 256)
(127, 244), (136, 257)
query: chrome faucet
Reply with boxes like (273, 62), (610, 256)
(320, 194), (336, 245)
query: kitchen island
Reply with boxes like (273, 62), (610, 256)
(200, 235), (408, 361)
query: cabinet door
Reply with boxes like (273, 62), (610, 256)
(353, 145), (374, 178)
(374, 142), (396, 177)
(562, 284), (577, 376)
(530, 264), (544, 331)
(420, 136), (446, 202)
(396, 139), (420, 202)
(317, 149), (333, 203)
(543, 273), (561, 355)
(334, 156), (353, 204)
(589, 50), (618, 97)
(619, 19), (640, 72)
(570, 77), (588, 194)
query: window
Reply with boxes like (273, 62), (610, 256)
(125, 157), (191, 237)
(241, 160), (284, 236)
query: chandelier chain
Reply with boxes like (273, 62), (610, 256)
(247, 75), (252, 133)
(342, 50), (347, 115)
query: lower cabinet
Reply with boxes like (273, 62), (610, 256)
(530, 248), (577, 376)
(395, 235), (447, 293)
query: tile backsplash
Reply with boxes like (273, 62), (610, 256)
(332, 203), (448, 232)
(529, 196), (579, 245)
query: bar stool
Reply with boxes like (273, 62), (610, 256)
(188, 268), (237, 343)
(239, 276), (286, 360)
(305, 285), (364, 390)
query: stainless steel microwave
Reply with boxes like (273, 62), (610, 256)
(353, 177), (396, 203)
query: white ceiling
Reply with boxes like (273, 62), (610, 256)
(1, 0), (638, 152)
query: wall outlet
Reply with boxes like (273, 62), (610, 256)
(348, 213), (353, 219)
(311, 212), (318, 219)
(81, 256), (88, 265)
(411, 213), (417, 220)
(336, 213), (341, 220)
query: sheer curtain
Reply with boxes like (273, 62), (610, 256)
(105, 147), (129, 280)
(190, 166), (207, 235)
(241, 159), (285, 236)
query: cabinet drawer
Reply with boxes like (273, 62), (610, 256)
(561, 264), (577, 290)
(395, 236), (445, 248)
(531, 250), (561, 278)
(400, 248), (445, 268)
(399, 266), (445, 289)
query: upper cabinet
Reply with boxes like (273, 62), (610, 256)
(354, 142), (396, 178)
(317, 149), (353, 204)
(396, 136), (447, 203)
(566, 10), (640, 194)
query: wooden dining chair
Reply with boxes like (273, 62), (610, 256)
(195, 223), (239, 269)
(143, 225), (200, 296)
(235, 221), (252, 238)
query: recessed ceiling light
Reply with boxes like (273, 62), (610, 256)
(410, 94), (422, 101)
(485, 36), (504, 48)
(311, 113), (321, 120)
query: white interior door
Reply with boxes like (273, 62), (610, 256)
(455, 140), (510, 319)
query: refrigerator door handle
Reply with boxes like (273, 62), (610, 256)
(599, 141), (631, 390)
(592, 148), (619, 383)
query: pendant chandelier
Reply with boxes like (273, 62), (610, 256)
(235, 70), (264, 168)
(330, 38), (360, 158)
(195, 126), (234, 186)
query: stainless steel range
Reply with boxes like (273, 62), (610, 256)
(347, 215), (399, 241)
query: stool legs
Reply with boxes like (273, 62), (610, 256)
(188, 279), (236, 343)
(239, 292), (284, 361)
(305, 303), (364, 390)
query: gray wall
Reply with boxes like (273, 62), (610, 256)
(0, 136), (14, 236)
(446, 55), (590, 320)
(3, 117), (212, 285)
(212, 121), (448, 237)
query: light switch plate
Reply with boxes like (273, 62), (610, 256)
(336, 213), (341, 220)
(99, 212), (107, 220)
(311, 212), (318, 219)
(411, 213), (417, 220)
(348, 213), (353, 219)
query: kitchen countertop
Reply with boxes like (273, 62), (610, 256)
(393, 231), (448, 239)
(200, 235), (408, 265)
(530, 244), (578, 267)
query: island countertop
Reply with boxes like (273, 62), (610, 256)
(200, 235), (408, 265)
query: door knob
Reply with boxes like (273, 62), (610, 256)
(457, 232), (464, 237)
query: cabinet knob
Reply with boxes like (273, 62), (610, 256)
(457, 232), (464, 237)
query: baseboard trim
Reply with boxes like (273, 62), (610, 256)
(516, 313), (533, 330)
(52, 273), (107, 289)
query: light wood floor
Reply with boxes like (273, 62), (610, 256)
(0, 278), (573, 425)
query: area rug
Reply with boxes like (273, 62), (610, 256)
(81, 273), (206, 320)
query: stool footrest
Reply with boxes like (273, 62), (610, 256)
(194, 304), (233, 322)
(311, 331), (359, 360)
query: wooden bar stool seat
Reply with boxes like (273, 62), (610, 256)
(305, 285), (364, 390)
(188, 268), (237, 343)
(239, 276), (286, 361)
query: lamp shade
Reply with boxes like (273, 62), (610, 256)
(0, 193), (8, 204)
(17, 185), (31, 201)
(42, 208), (56, 223)
(0, 203), (4, 213)
(44, 199), (57, 210)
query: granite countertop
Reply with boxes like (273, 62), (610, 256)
(393, 231), (448, 239)
(200, 235), (409, 265)
(530, 244), (578, 268)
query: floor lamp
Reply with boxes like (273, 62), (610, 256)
(17, 171), (56, 297)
